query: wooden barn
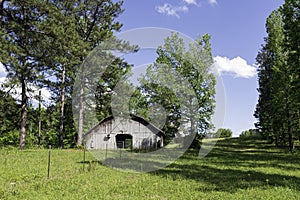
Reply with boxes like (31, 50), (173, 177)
(84, 114), (165, 150)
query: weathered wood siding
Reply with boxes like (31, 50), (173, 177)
(85, 117), (163, 150)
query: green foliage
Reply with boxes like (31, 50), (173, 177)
(0, 0), (55, 148)
(240, 129), (262, 139)
(282, 0), (300, 100)
(255, 2), (300, 151)
(92, 32), (215, 149)
(0, 90), (20, 147)
(0, 129), (19, 147)
(0, 91), (19, 131)
(255, 9), (286, 144)
(95, 59), (134, 121)
(0, 90), (77, 148)
(38, 99), (76, 148)
(0, 0), (127, 148)
(216, 128), (232, 138)
(135, 33), (215, 141)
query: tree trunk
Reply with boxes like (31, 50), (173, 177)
(77, 68), (84, 146)
(285, 89), (294, 152)
(59, 65), (66, 149)
(288, 120), (293, 152)
(188, 95), (196, 136)
(287, 110), (294, 152)
(298, 110), (300, 143)
(19, 75), (27, 149)
(38, 90), (41, 147)
(0, 0), (4, 27)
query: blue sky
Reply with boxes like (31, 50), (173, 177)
(116, 0), (284, 136)
(0, 0), (284, 136)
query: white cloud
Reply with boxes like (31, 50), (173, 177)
(213, 56), (257, 78)
(0, 80), (52, 107)
(0, 62), (6, 77)
(27, 84), (52, 102)
(156, 3), (188, 18)
(183, 0), (198, 5)
(0, 63), (52, 107)
(0, 77), (7, 85)
(0, 63), (8, 87)
(156, 0), (216, 18)
(208, 0), (217, 5)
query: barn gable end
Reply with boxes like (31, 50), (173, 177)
(84, 115), (165, 150)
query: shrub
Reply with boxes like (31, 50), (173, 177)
(216, 128), (233, 138)
(240, 129), (262, 139)
(0, 129), (19, 147)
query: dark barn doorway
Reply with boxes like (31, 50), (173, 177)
(116, 134), (132, 149)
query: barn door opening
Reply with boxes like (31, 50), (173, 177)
(116, 134), (132, 149)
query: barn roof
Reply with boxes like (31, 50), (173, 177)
(84, 114), (165, 138)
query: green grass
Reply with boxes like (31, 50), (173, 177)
(1, 138), (300, 199)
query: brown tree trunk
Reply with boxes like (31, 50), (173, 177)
(59, 65), (66, 149)
(38, 90), (41, 147)
(285, 89), (294, 152)
(0, 0), (4, 26)
(77, 68), (84, 146)
(19, 75), (27, 149)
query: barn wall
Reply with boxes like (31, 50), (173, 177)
(85, 117), (163, 150)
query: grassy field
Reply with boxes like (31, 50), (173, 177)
(1, 138), (300, 200)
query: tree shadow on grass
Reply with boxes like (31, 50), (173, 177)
(195, 138), (300, 168)
(152, 163), (300, 193)
(205, 145), (300, 171)
(150, 138), (300, 192)
(213, 138), (275, 150)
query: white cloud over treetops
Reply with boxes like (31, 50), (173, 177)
(213, 56), (257, 78)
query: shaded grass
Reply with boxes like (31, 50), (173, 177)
(1, 138), (300, 199)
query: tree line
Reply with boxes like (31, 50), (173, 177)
(0, 0), (125, 148)
(0, 0), (217, 149)
(254, 0), (300, 151)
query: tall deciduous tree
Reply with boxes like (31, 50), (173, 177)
(255, 1), (300, 151)
(255, 9), (287, 146)
(282, 0), (300, 149)
(137, 33), (216, 143)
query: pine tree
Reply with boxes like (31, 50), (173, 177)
(68, 0), (132, 146)
(0, 0), (52, 148)
(0, 0), (130, 148)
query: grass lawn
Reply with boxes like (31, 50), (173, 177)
(1, 138), (300, 199)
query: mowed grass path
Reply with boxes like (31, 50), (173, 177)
(1, 138), (300, 199)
